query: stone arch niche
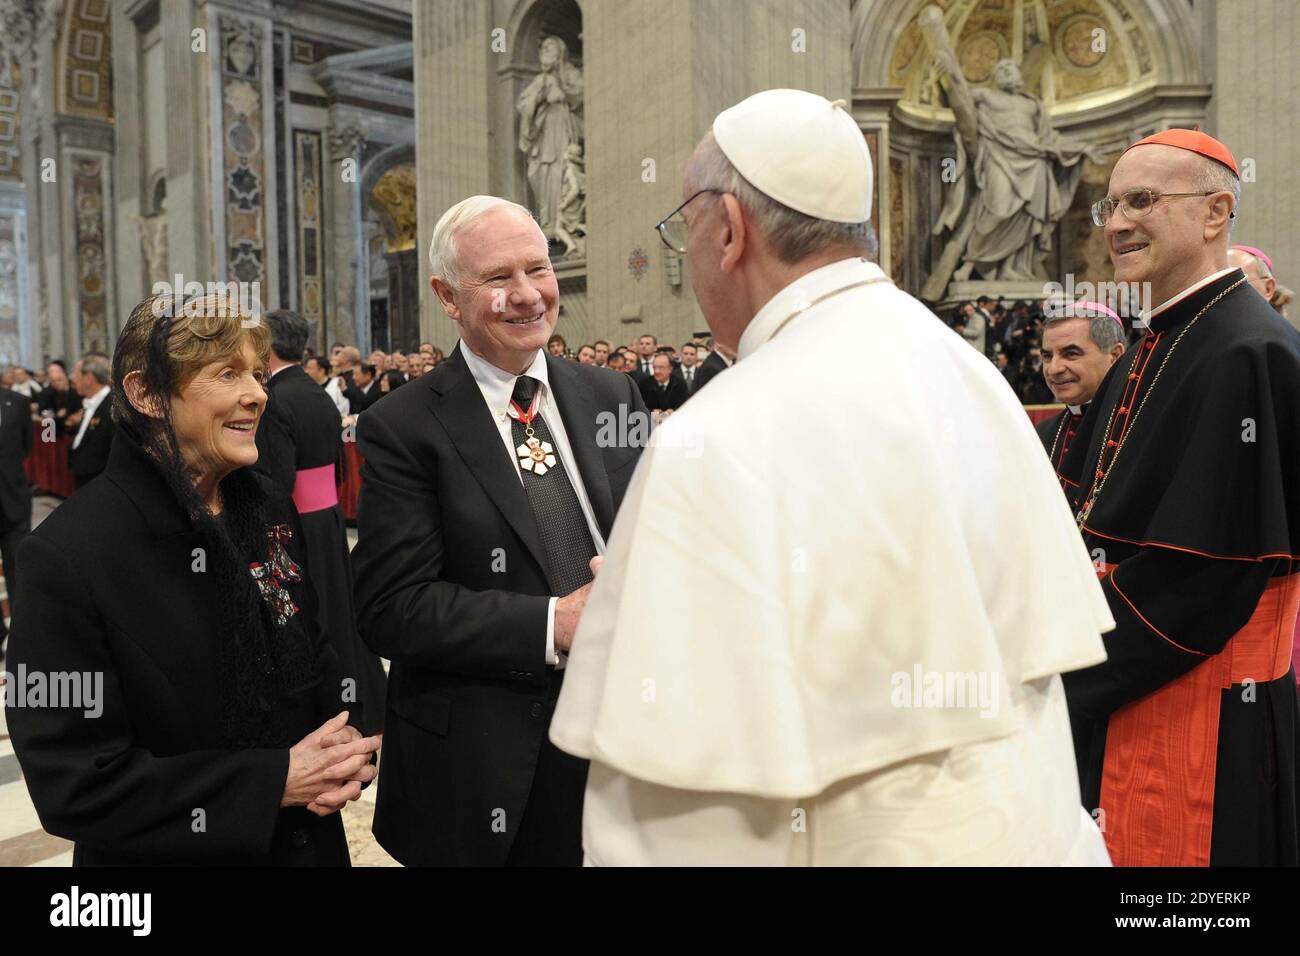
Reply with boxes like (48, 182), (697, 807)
(507, 0), (584, 257)
(851, 0), (1208, 301)
(496, 0), (589, 348)
(361, 143), (418, 353)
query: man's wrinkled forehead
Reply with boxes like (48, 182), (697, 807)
(1043, 318), (1099, 352)
(459, 207), (547, 263)
(1109, 143), (1199, 195)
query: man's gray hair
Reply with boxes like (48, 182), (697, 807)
(428, 195), (537, 290)
(1196, 156), (1241, 235)
(78, 352), (111, 386)
(691, 131), (878, 264)
(1043, 312), (1126, 352)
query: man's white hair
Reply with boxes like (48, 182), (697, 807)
(1195, 156), (1241, 235)
(428, 195), (537, 290)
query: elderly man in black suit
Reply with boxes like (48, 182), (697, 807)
(352, 195), (647, 866)
(0, 383), (32, 657)
(68, 353), (115, 489)
(639, 352), (688, 417)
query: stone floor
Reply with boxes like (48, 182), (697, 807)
(0, 501), (398, 866)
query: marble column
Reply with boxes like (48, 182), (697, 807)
(161, 0), (210, 288)
(328, 124), (368, 350)
(19, 3), (67, 364)
(110, 0), (143, 322)
(412, 0), (492, 349)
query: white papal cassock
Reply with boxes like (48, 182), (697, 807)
(550, 257), (1116, 865)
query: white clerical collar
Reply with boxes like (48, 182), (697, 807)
(738, 257), (886, 362)
(459, 341), (550, 422)
(1068, 404), (1084, 416)
(1142, 267), (1237, 323)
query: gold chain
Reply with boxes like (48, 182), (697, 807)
(1048, 408), (1071, 465)
(1075, 276), (1247, 529)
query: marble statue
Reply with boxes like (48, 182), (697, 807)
(516, 36), (584, 243)
(919, 4), (1102, 300)
(555, 142), (586, 260)
(137, 200), (169, 288)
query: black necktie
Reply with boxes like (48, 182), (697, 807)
(510, 376), (597, 596)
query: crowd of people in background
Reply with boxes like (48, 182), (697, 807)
(300, 331), (735, 427)
(939, 244), (1293, 406)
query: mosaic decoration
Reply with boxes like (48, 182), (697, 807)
(371, 164), (418, 252)
(892, 0), (1147, 112)
(0, 50), (19, 182)
(0, 214), (21, 363)
(71, 155), (108, 353)
(61, 0), (113, 120)
(294, 129), (324, 330)
(274, 36), (289, 309)
(220, 16), (267, 294)
(627, 247), (649, 281)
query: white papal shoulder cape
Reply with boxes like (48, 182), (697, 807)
(550, 258), (1114, 865)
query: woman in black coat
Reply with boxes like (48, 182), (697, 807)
(5, 292), (382, 865)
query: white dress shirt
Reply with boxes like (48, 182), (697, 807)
(459, 341), (607, 666)
(72, 385), (110, 450)
(324, 375), (350, 416)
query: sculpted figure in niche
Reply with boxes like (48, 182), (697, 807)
(516, 36), (584, 242)
(555, 143), (586, 260)
(919, 5), (1102, 299)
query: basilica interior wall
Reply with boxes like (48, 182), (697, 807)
(585, 0), (851, 351)
(1, 1), (1294, 367)
(1203, 0), (1300, 294)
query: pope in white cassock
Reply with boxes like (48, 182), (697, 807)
(549, 89), (1116, 865)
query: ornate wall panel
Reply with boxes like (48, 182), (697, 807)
(60, 0), (114, 120)
(70, 154), (108, 353)
(294, 128), (324, 331)
(219, 15), (268, 294)
(0, 212), (22, 362)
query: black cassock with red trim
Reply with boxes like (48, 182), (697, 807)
(1058, 267), (1300, 866)
(1037, 405), (1085, 491)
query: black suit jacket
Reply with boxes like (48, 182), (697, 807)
(256, 365), (344, 489)
(68, 392), (115, 485)
(0, 389), (33, 526)
(5, 434), (355, 865)
(353, 381), (381, 412)
(639, 374), (689, 412)
(352, 344), (647, 866)
(691, 350), (729, 393)
(36, 387), (79, 436)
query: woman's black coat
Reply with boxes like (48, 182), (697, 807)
(5, 433), (357, 865)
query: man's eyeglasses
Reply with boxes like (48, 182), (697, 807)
(1091, 188), (1222, 227)
(655, 189), (723, 254)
